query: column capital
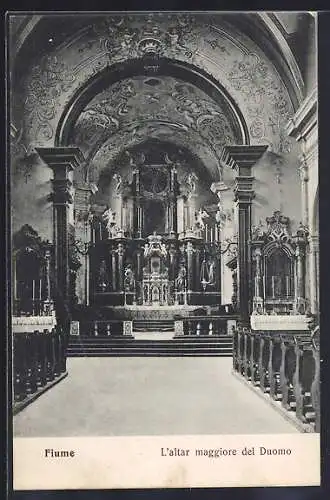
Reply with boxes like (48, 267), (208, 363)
(221, 145), (268, 176)
(36, 147), (85, 179)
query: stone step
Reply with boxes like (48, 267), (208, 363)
(133, 320), (175, 332)
(69, 335), (231, 343)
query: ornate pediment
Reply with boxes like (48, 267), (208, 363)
(13, 224), (51, 255)
(251, 211), (292, 244)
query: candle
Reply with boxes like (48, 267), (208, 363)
(205, 224), (208, 242)
(210, 227), (213, 243)
(14, 277), (17, 300)
(39, 279), (42, 300)
(32, 279), (35, 300)
(99, 223), (102, 239)
(272, 276), (275, 298)
(286, 276), (290, 297)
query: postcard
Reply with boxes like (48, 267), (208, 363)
(9, 11), (320, 490)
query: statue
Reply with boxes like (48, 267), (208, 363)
(186, 171), (198, 194)
(124, 264), (135, 292)
(143, 242), (150, 258)
(160, 242), (167, 258)
(195, 208), (208, 229)
(208, 259), (216, 285)
(97, 260), (109, 292)
(113, 173), (122, 194)
(176, 264), (187, 292)
(102, 206), (116, 235)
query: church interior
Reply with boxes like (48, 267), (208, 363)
(10, 12), (319, 435)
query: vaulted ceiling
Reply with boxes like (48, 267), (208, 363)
(10, 12), (309, 188)
(70, 74), (241, 182)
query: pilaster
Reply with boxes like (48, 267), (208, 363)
(221, 145), (268, 325)
(36, 147), (85, 319)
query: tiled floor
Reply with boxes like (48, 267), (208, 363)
(14, 357), (299, 436)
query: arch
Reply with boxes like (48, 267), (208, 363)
(55, 56), (250, 148)
(263, 240), (294, 259)
(87, 134), (220, 185)
(10, 13), (304, 111)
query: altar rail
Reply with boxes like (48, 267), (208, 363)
(177, 316), (237, 336)
(233, 326), (320, 431)
(79, 320), (125, 337)
(13, 327), (67, 413)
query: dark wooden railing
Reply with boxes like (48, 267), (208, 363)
(180, 316), (236, 336)
(13, 326), (67, 412)
(233, 326), (320, 432)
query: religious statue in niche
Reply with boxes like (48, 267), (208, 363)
(124, 264), (135, 292)
(97, 260), (109, 292)
(176, 263), (187, 292)
(200, 257), (216, 290)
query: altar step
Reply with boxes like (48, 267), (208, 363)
(67, 336), (232, 357)
(133, 320), (174, 332)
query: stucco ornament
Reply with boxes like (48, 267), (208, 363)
(93, 13), (197, 61)
(23, 55), (75, 143)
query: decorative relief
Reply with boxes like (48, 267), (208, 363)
(228, 53), (293, 153)
(93, 13), (198, 61)
(72, 75), (238, 173)
(23, 55), (76, 143)
(13, 13), (295, 171)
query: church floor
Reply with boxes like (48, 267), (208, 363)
(14, 357), (298, 436)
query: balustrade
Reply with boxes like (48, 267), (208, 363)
(181, 316), (233, 336)
(78, 320), (124, 337)
(13, 327), (67, 412)
(232, 326), (320, 431)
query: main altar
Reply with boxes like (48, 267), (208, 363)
(73, 145), (222, 318)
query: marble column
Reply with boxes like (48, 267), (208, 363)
(36, 147), (84, 310)
(221, 145), (268, 326)
(252, 246), (264, 313)
(111, 248), (117, 291)
(133, 167), (143, 238)
(116, 240), (126, 292)
(298, 159), (309, 226)
(186, 240), (194, 293)
(294, 240), (307, 314)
